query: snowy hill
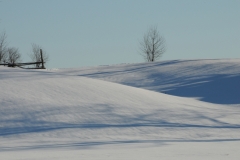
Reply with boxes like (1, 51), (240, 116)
(56, 59), (240, 104)
(0, 59), (240, 160)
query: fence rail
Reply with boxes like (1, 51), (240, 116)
(0, 49), (46, 69)
(0, 62), (45, 69)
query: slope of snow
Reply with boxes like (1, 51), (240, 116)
(56, 59), (240, 104)
(0, 59), (240, 159)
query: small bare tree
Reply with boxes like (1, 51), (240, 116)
(7, 47), (21, 65)
(30, 43), (49, 68)
(0, 32), (7, 63)
(140, 26), (166, 62)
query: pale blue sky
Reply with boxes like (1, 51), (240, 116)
(0, 0), (239, 68)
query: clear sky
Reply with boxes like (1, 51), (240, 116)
(0, 0), (239, 68)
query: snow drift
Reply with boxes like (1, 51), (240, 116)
(57, 59), (240, 104)
(0, 59), (240, 159)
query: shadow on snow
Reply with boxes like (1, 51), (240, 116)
(77, 60), (240, 105)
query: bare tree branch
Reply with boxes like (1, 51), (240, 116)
(30, 43), (49, 68)
(7, 47), (21, 65)
(139, 26), (166, 62)
(0, 32), (7, 63)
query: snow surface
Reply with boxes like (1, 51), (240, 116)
(0, 59), (240, 159)
(56, 59), (240, 104)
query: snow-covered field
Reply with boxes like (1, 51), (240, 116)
(1, 59), (240, 159)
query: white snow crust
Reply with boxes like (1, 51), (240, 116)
(0, 59), (240, 159)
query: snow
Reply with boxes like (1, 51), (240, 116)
(0, 59), (240, 159)
(56, 59), (240, 104)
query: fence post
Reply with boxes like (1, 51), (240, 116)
(40, 49), (45, 69)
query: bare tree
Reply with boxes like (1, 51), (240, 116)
(139, 26), (166, 62)
(0, 32), (7, 63)
(30, 43), (49, 68)
(7, 47), (21, 65)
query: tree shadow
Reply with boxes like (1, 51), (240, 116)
(75, 60), (240, 105)
(148, 74), (240, 104)
(1, 103), (240, 151)
(1, 103), (240, 137)
(2, 138), (240, 151)
(77, 60), (182, 78)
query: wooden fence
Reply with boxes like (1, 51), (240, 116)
(0, 49), (45, 69)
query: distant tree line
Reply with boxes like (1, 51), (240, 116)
(0, 31), (49, 68)
(1, 25), (165, 67)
